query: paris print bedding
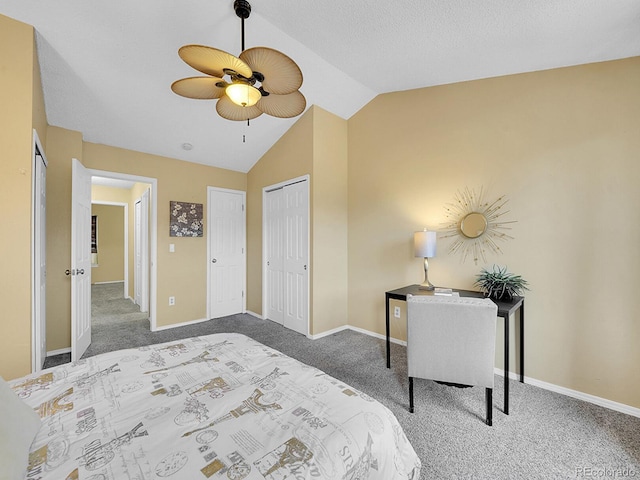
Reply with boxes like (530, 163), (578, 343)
(10, 333), (421, 479)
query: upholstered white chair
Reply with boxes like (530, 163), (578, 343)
(407, 294), (498, 425)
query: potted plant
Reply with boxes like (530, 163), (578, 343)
(474, 265), (529, 301)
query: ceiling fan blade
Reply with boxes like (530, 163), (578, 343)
(257, 91), (306, 118)
(178, 45), (253, 79)
(171, 77), (227, 99)
(240, 47), (303, 95)
(216, 95), (263, 121)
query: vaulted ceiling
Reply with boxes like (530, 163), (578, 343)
(3, 0), (639, 172)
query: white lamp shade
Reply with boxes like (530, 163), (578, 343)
(414, 230), (437, 258)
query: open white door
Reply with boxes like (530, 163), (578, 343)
(32, 131), (47, 372)
(134, 189), (150, 312)
(71, 159), (92, 361)
(208, 188), (245, 319)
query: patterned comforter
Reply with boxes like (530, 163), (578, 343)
(10, 333), (421, 479)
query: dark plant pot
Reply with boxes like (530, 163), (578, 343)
(490, 292), (513, 302)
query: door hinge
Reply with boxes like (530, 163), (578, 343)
(242, 204), (245, 211)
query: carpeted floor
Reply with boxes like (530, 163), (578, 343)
(91, 282), (149, 327)
(43, 289), (640, 479)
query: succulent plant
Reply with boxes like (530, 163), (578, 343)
(474, 265), (529, 301)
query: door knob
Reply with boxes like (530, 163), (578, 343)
(65, 269), (71, 276)
(212, 259), (217, 263)
(78, 269), (85, 275)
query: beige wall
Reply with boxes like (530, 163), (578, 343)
(310, 107), (349, 334)
(246, 108), (314, 316)
(246, 106), (349, 335)
(42, 133), (245, 353)
(0, 14), (37, 379)
(91, 183), (152, 299)
(2, 9), (637, 410)
(82, 143), (246, 328)
(348, 57), (640, 408)
(44, 127), (83, 353)
(91, 204), (125, 284)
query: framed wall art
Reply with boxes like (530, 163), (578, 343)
(170, 201), (203, 237)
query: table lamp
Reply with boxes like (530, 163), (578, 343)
(414, 229), (437, 290)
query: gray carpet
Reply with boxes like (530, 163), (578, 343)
(91, 282), (149, 327)
(43, 293), (640, 479)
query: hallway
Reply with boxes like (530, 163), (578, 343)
(91, 282), (148, 327)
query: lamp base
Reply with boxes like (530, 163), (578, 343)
(419, 257), (435, 291)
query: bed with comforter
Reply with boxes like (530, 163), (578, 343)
(3, 333), (420, 479)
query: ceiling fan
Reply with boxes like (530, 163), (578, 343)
(171, 0), (306, 122)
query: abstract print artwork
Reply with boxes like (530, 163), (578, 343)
(170, 201), (203, 237)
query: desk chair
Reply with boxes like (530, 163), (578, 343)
(407, 294), (498, 425)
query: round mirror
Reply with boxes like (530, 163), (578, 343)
(460, 212), (487, 239)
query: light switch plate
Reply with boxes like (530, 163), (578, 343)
(169, 244), (175, 252)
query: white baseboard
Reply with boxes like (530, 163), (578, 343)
(309, 325), (349, 340)
(153, 312), (264, 332)
(153, 317), (210, 332)
(345, 325), (409, 346)
(492, 368), (640, 418)
(92, 280), (125, 285)
(335, 325), (640, 418)
(245, 310), (263, 319)
(46, 347), (71, 357)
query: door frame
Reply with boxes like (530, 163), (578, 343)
(91, 201), (129, 298)
(31, 129), (48, 372)
(86, 169), (158, 330)
(261, 175), (310, 332)
(206, 186), (246, 319)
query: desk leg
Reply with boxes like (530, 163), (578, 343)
(504, 313), (509, 415)
(520, 301), (525, 383)
(386, 293), (391, 368)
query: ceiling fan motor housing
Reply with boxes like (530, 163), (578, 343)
(234, 0), (251, 19)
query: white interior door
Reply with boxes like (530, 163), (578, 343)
(32, 132), (47, 372)
(208, 188), (245, 318)
(282, 182), (309, 335)
(264, 178), (309, 336)
(134, 199), (141, 306)
(71, 159), (92, 361)
(265, 189), (284, 324)
(134, 189), (150, 312)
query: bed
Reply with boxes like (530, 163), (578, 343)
(2, 333), (421, 479)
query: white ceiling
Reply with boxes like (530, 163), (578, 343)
(2, 0), (639, 173)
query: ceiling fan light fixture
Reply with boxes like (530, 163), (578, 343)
(173, 0), (305, 121)
(226, 82), (262, 107)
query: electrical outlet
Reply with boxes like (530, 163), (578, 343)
(169, 296), (175, 306)
(394, 306), (401, 318)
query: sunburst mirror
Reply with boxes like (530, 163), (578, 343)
(440, 187), (516, 264)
